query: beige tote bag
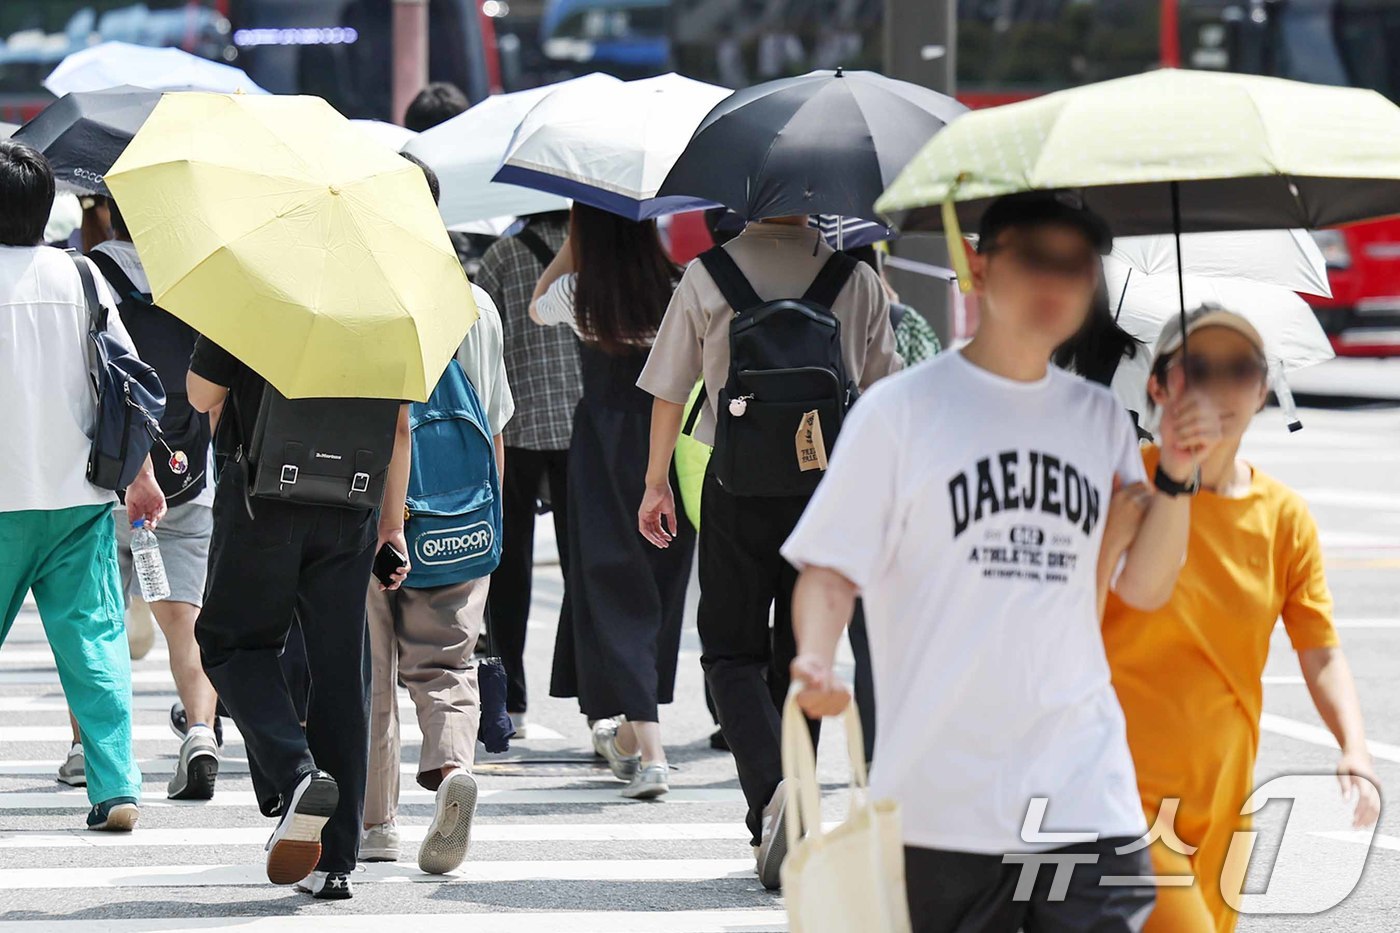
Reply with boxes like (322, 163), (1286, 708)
(780, 687), (912, 933)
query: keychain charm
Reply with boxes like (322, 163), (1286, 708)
(729, 395), (752, 417)
(168, 450), (189, 475)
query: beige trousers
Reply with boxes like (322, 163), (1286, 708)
(364, 577), (488, 826)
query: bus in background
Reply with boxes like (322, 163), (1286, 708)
(538, 0), (669, 79)
(0, 1), (234, 122)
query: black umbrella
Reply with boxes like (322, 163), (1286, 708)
(12, 86), (163, 196)
(658, 68), (967, 222)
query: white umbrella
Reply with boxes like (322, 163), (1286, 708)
(351, 119), (418, 152)
(0, 121), (19, 139)
(1104, 257), (1333, 429)
(403, 74), (618, 228)
(45, 41), (268, 96)
(1111, 229), (1331, 298)
(494, 73), (731, 221)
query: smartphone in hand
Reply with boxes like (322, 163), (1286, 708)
(372, 541), (409, 588)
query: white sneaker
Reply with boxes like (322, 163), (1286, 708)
(167, 728), (218, 800)
(591, 719), (640, 781)
(360, 821), (400, 862)
(620, 763), (669, 800)
(756, 781), (789, 891)
(418, 770), (478, 875)
(57, 743), (86, 787)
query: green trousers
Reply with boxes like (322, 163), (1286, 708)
(0, 505), (142, 804)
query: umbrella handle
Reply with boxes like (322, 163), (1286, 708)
(1171, 181), (1189, 373)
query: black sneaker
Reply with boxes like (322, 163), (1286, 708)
(296, 870), (353, 900)
(87, 796), (140, 832)
(709, 728), (730, 752)
(265, 771), (339, 885)
(169, 701), (224, 747)
(167, 729), (219, 800)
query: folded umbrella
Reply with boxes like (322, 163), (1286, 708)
(106, 92), (476, 403)
(403, 74), (617, 228)
(45, 41), (268, 96)
(660, 68), (967, 222)
(11, 86), (163, 195)
(1111, 229), (1331, 298)
(494, 73), (730, 221)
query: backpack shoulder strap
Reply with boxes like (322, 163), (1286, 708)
(802, 251), (859, 310)
(699, 246), (763, 315)
(515, 228), (557, 269)
(68, 250), (107, 331)
(85, 249), (143, 303)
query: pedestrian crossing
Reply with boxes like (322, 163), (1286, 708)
(0, 590), (797, 931)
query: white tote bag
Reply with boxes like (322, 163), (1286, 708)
(780, 687), (912, 933)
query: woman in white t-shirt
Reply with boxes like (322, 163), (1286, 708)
(529, 204), (695, 800)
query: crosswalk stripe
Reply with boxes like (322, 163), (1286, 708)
(0, 756), (591, 778)
(0, 822), (762, 849)
(0, 858), (757, 888)
(0, 786), (746, 810)
(0, 909), (787, 933)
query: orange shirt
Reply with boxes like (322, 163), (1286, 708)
(1103, 446), (1339, 804)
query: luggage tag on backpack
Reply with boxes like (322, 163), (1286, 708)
(795, 410), (829, 473)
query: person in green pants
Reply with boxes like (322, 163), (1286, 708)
(0, 140), (166, 831)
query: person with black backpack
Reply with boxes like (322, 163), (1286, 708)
(187, 334), (414, 899)
(88, 197), (224, 803)
(636, 214), (901, 888)
(0, 141), (166, 834)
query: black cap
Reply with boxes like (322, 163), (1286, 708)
(976, 190), (1113, 255)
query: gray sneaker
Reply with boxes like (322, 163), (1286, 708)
(57, 744), (86, 787)
(620, 763), (669, 800)
(756, 780), (789, 891)
(167, 730), (218, 800)
(360, 821), (401, 862)
(592, 719), (640, 781)
(418, 771), (478, 875)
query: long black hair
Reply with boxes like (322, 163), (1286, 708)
(1054, 275), (1142, 387)
(570, 203), (679, 355)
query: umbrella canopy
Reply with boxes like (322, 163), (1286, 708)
(494, 73), (730, 221)
(45, 41), (268, 96)
(0, 122), (18, 139)
(876, 69), (1400, 237)
(809, 214), (895, 250)
(403, 75), (618, 228)
(659, 69), (967, 222)
(351, 119), (418, 152)
(1111, 229), (1330, 298)
(11, 86), (163, 195)
(1103, 256), (1332, 411)
(106, 92), (476, 403)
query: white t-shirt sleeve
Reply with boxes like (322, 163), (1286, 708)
(781, 392), (902, 590)
(535, 274), (578, 330)
(456, 286), (516, 436)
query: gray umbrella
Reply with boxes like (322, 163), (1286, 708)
(12, 86), (163, 195)
(658, 68), (966, 222)
(0, 122), (19, 140)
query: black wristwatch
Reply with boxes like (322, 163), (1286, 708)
(1154, 464), (1200, 498)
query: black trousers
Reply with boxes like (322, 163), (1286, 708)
(848, 602), (877, 764)
(489, 446), (570, 713)
(904, 839), (1155, 933)
(196, 480), (376, 873)
(697, 474), (820, 846)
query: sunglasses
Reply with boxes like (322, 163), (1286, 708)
(1168, 353), (1268, 388)
(984, 241), (1099, 282)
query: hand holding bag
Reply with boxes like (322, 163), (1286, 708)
(780, 686), (912, 933)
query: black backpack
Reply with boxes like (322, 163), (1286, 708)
(698, 246), (858, 498)
(87, 250), (211, 507)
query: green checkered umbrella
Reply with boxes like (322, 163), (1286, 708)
(877, 69), (1400, 296)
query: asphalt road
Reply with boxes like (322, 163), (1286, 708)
(1, 367), (1399, 931)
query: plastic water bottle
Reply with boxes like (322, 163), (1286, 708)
(130, 520), (171, 602)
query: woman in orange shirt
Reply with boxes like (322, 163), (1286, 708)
(1100, 305), (1380, 933)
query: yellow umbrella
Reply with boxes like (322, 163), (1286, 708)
(106, 92), (476, 402)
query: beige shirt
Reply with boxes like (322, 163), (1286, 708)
(637, 222), (901, 444)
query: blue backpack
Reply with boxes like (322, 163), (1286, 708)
(404, 360), (502, 588)
(72, 253), (166, 492)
